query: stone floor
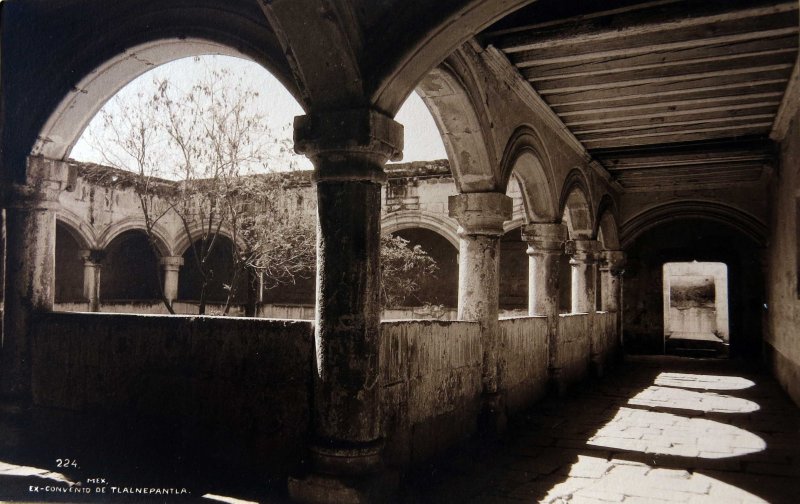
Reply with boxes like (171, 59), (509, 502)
(0, 356), (798, 503)
(404, 356), (800, 503)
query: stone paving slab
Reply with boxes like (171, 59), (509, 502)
(407, 356), (800, 503)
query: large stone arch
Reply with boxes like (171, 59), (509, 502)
(97, 218), (173, 256)
(381, 211), (459, 250)
(55, 211), (98, 251)
(173, 225), (246, 257)
(621, 201), (768, 249)
(499, 125), (559, 223)
(416, 54), (497, 193)
(559, 169), (595, 240)
(6, 1), (297, 182)
(595, 195), (621, 251)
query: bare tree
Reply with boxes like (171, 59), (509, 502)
(84, 61), (301, 314)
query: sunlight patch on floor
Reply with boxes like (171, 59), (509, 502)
(542, 455), (767, 503)
(629, 385), (760, 413)
(654, 372), (755, 391)
(588, 407), (766, 459)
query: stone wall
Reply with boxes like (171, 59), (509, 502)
(380, 321), (483, 466)
(558, 313), (591, 387)
(30, 313), (315, 476)
(766, 108), (800, 406)
(499, 316), (549, 415)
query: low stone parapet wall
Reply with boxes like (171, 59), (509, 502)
(31, 312), (314, 476)
(380, 320), (482, 466)
(558, 313), (591, 387)
(499, 316), (549, 415)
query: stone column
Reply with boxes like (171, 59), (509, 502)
(1, 156), (76, 411)
(160, 256), (184, 304)
(522, 223), (567, 392)
(568, 239), (600, 314)
(449, 192), (513, 434)
(600, 250), (626, 356)
(288, 109), (403, 503)
(80, 250), (104, 312)
(567, 239), (603, 375)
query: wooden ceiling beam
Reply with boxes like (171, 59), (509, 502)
(605, 155), (773, 170)
(582, 125), (773, 149)
(535, 63), (794, 95)
(516, 36), (797, 75)
(527, 49), (795, 85)
(555, 91), (785, 118)
(493, 0), (797, 53)
(505, 26), (798, 67)
(565, 102), (781, 127)
(573, 112), (777, 136)
(545, 76), (790, 107)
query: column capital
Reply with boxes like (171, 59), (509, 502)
(294, 108), (404, 184)
(160, 256), (184, 270)
(566, 239), (601, 264)
(600, 250), (627, 275)
(522, 222), (567, 254)
(80, 249), (106, 266)
(448, 192), (513, 236)
(2, 156), (77, 209)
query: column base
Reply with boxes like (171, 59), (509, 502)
(477, 392), (507, 438)
(288, 470), (399, 504)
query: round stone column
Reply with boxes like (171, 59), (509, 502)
(600, 250), (626, 357)
(522, 223), (567, 392)
(160, 256), (184, 304)
(288, 108), (403, 504)
(568, 239), (600, 315)
(80, 250), (105, 312)
(1, 156), (75, 410)
(449, 192), (513, 434)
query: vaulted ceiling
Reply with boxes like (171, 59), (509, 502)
(481, 0), (799, 191)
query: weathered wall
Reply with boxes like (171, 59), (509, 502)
(499, 316), (549, 415)
(31, 313), (315, 476)
(380, 321), (482, 466)
(766, 109), (800, 406)
(557, 314), (591, 387)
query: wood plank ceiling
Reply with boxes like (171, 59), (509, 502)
(481, 0), (799, 191)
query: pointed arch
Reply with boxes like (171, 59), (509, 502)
(381, 211), (459, 250)
(98, 218), (173, 256)
(55, 210), (98, 250)
(559, 169), (595, 239)
(596, 195), (621, 250)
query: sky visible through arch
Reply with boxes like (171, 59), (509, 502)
(70, 55), (447, 174)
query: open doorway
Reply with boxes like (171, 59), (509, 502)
(663, 261), (729, 358)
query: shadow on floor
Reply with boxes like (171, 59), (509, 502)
(403, 356), (800, 503)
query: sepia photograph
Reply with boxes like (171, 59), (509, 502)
(0, 0), (798, 502)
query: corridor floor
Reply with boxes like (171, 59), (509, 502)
(405, 356), (800, 504)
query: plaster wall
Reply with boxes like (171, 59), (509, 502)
(766, 109), (800, 406)
(557, 313), (591, 387)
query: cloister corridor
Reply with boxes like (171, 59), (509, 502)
(0, 355), (796, 504)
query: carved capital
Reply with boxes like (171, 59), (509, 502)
(523, 222), (567, 254)
(160, 256), (185, 271)
(80, 249), (106, 266)
(295, 108), (404, 184)
(567, 239), (601, 264)
(600, 250), (627, 276)
(448, 192), (513, 237)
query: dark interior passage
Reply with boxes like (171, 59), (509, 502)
(623, 219), (764, 359)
